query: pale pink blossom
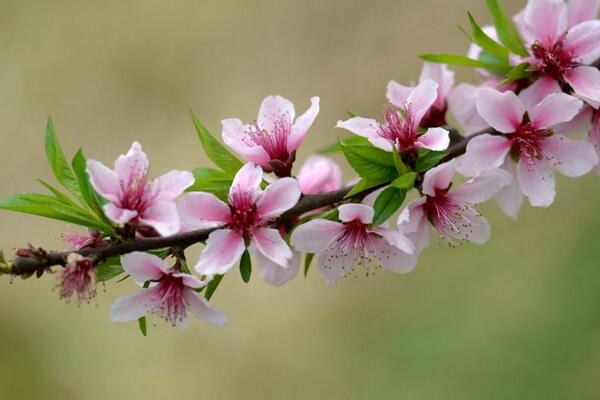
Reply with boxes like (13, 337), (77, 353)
(398, 160), (512, 252)
(222, 95), (320, 177)
(178, 163), (301, 282)
(290, 203), (416, 286)
(387, 63), (455, 127)
(87, 142), (194, 237)
(337, 80), (450, 153)
(590, 111), (600, 174)
(109, 252), (227, 328)
(60, 231), (104, 250)
(297, 155), (342, 195)
(457, 88), (597, 210)
(56, 253), (96, 304)
(515, 0), (600, 107)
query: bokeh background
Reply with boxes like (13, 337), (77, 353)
(1, 0), (600, 398)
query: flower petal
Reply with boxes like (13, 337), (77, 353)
(251, 228), (293, 268)
(335, 117), (380, 139)
(396, 198), (430, 254)
(448, 83), (489, 134)
(109, 286), (160, 322)
(138, 200), (180, 236)
(371, 236), (417, 274)
(256, 177), (301, 220)
(523, 0), (568, 45)
(419, 62), (455, 110)
(172, 273), (208, 289)
(529, 93), (583, 129)
(183, 288), (228, 326)
(415, 127), (450, 151)
(221, 118), (271, 167)
(154, 170), (194, 202)
(564, 66), (600, 108)
(495, 162), (524, 219)
(407, 79), (439, 128)
(370, 226), (415, 255)
(518, 76), (562, 110)
(114, 141), (149, 187)
(456, 134), (512, 177)
(86, 160), (121, 203)
(257, 95), (295, 133)
(422, 160), (456, 196)
(386, 80), (413, 108)
(338, 203), (374, 224)
(229, 162), (263, 198)
(451, 168), (513, 204)
(564, 20), (600, 64)
(517, 157), (556, 207)
(251, 247), (300, 287)
(290, 219), (345, 253)
(316, 247), (354, 287)
(195, 229), (246, 275)
(288, 96), (320, 153)
(297, 155), (342, 195)
(177, 192), (231, 229)
(103, 203), (137, 225)
(554, 105), (594, 135)
(121, 252), (168, 283)
(476, 88), (525, 133)
(540, 134), (598, 176)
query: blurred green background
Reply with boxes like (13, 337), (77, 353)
(1, 0), (600, 398)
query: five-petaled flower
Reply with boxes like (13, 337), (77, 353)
(290, 203), (416, 286)
(109, 252), (227, 328)
(56, 253), (97, 304)
(457, 87), (597, 211)
(222, 95), (320, 177)
(398, 160), (512, 252)
(178, 163), (301, 281)
(87, 142), (194, 237)
(336, 79), (450, 154)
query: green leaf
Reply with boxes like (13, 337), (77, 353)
(304, 253), (314, 277)
(138, 316), (147, 336)
(486, 0), (529, 57)
(415, 149), (447, 172)
(96, 260), (124, 282)
(346, 110), (358, 118)
(420, 53), (489, 67)
(37, 179), (78, 206)
(345, 176), (390, 198)
(467, 12), (509, 62)
(318, 135), (369, 154)
(478, 51), (512, 76)
(239, 249), (251, 283)
(45, 118), (82, 200)
(188, 167), (233, 201)
(72, 149), (112, 228)
(501, 62), (533, 84)
(190, 112), (243, 175)
(0, 193), (107, 231)
(392, 151), (409, 175)
(205, 274), (224, 300)
(341, 143), (397, 181)
(372, 187), (407, 226)
(391, 172), (417, 190)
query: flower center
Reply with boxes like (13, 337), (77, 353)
(228, 190), (260, 238)
(530, 36), (577, 82)
(153, 274), (187, 326)
(507, 120), (553, 160)
(377, 104), (417, 151)
(424, 192), (481, 244)
(243, 116), (291, 162)
(119, 170), (157, 214)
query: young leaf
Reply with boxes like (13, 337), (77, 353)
(96, 260), (124, 282)
(392, 150), (409, 175)
(318, 135), (369, 154)
(239, 249), (252, 283)
(341, 143), (397, 181)
(486, 0), (529, 57)
(372, 187), (407, 226)
(45, 118), (82, 200)
(467, 12), (509, 62)
(72, 149), (112, 227)
(190, 112), (243, 175)
(205, 274), (224, 300)
(304, 253), (315, 277)
(344, 176), (390, 198)
(501, 62), (533, 84)
(188, 167), (233, 201)
(415, 149), (447, 172)
(391, 172), (417, 190)
(37, 179), (78, 207)
(138, 316), (147, 336)
(420, 53), (489, 67)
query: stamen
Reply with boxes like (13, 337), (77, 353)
(242, 115), (291, 161)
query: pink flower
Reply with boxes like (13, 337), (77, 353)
(60, 231), (104, 250)
(222, 95), (320, 177)
(296, 155), (342, 195)
(87, 142), (194, 237)
(56, 253), (96, 304)
(515, 0), (600, 107)
(398, 160), (512, 252)
(178, 163), (301, 280)
(387, 63), (455, 127)
(457, 88), (597, 209)
(337, 80), (450, 153)
(290, 204), (416, 286)
(590, 111), (600, 174)
(109, 252), (227, 328)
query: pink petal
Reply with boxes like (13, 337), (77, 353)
(109, 286), (161, 322)
(257, 95), (296, 133)
(290, 219), (345, 253)
(565, 66), (600, 108)
(316, 247), (354, 287)
(454, 210), (491, 244)
(103, 203), (137, 225)
(448, 84), (489, 134)
(370, 226), (415, 255)
(386, 80), (413, 109)
(229, 162), (263, 198)
(251, 247), (300, 287)
(177, 192), (231, 229)
(451, 168), (513, 204)
(256, 177), (301, 220)
(121, 252), (168, 283)
(183, 288), (228, 326)
(567, 0), (600, 27)
(288, 96), (320, 153)
(456, 134), (512, 177)
(371, 236), (417, 274)
(221, 118), (271, 167)
(406, 79), (439, 128)
(554, 105), (594, 135)
(154, 170), (194, 201)
(195, 229), (246, 275)
(335, 117), (380, 139)
(523, 0), (568, 45)
(138, 200), (180, 236)
(396, 198), (430, 254)
(529, 93), (583, 129)
(476, 88), (525, 133)
(171, 272), (208, 289)
(540, 134), (599, 176)
(422, 160), (456, 196)
(419, 62), (455, 109)
(564, 20), (600, 64)
(86, 160), (121, 203)
(517, 157), (556, 207)
(296, 155), (342, 195)
(338, 203), (374, 224)
(518, 76), (562, 110)
(114, 141), (149, 187)
(251, 228), (293, 267)
(415, 127), (450, 151)
(495, 162), (524, 219)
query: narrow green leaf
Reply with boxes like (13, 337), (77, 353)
(239, 250), (251, 283)
(138, 317), (147, 336)
(478, 51), (512, 76)
(372, 187), (407, 226)
(188, 167), (233, 201)
(391, 172), (417, 190)
(392, 151), (409, 175)
(346, 110), (358, 118)
(190, 112), (243, 175)
(341, 143), (397, 181)
(345, 176), (390, 198)
(96, 260), (124, 282)
(37, 179), (78, 206)
(318, 135), (369, 154)
(45, 118), (82, 200)
(205, 274), (224, 300)
(72, 149), (112, 228)
(486, 0), (529, 57)
(501, 62), (533, 84)
(467, 12), (509, 62)
(415, 149), (447, 172)
(304, 253), (314, 277)
(420, 53), (489, 67)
